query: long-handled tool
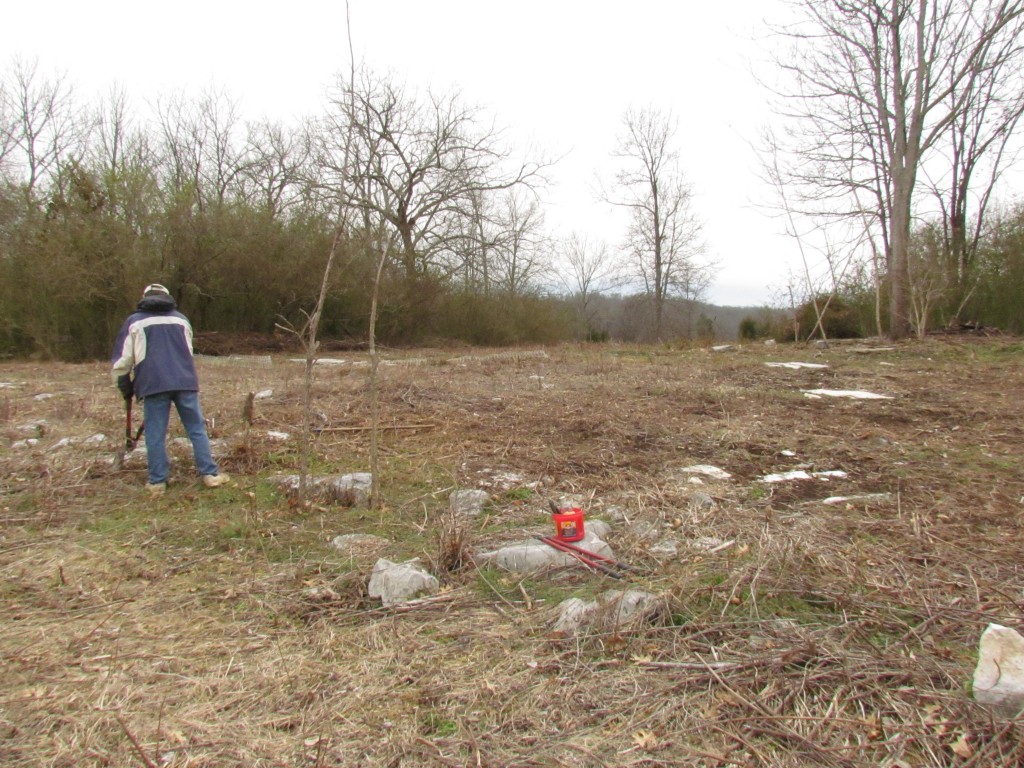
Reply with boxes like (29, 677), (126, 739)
(125, 397), (144, 451)
(548, 536), (644, 573)
(538, 535), (629, 579)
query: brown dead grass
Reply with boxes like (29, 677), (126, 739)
(1, 339), (1022, 766)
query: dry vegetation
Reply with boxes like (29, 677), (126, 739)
(1, 338), (1022, 767)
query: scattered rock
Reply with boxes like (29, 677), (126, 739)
(765, 362), (828, 370)
(367, 558), (439, 607)
(330, 533), (389, 553)
(802, 389), (893, 400)
(758, 469), (847, 483)
(553, 597), (595, 634)
(278, 473), (372, 506)
(689, 492), (716, 512)
(478, 470), (534, 490)
(649, 540), (678, 558)
(604, 505), (629, 523)
(585, 519), (611, 540)
(553, 589), (660, 635)
(477, 528), (615, 573)
(819, 493), (892, 506)
(15, 420), (47, 438)
(681, 465), (732, 481)
(449, 489), (491, 516)
(973, 623), (1024, 718)
(690, 537), (735, 553)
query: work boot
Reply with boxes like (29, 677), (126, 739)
(146, 482), (166, 496)
(202, 473), (231, 488)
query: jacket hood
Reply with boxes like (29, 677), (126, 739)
(136, 294), (178, 313)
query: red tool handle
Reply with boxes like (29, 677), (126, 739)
(539, 536), (623, 579)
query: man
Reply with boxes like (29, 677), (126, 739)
(111, 283), (230, 495)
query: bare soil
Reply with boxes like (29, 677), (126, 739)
(1, 338), (1022, 767)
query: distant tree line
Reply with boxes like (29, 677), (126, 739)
(0, 59), (719, 360)
(735, 205), (1024, 343)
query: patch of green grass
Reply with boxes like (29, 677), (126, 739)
(504, 487), (533, 503)
(472, 565), (600, 607)
(421, 710), (458, 737)
(750, 590), (841, 623)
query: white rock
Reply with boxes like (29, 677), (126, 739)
(449, 489), (490, 516)
(599, 589), (659, 625)
(584, 519), (612, 540)
(478, 529), (615, 573)
(681, 465), (732, 480)
(974, 623), (1024, 718)
(278, 473), (372, 506)
(649, 540), (678, 557)
(552, 590), (659, 635)
(330, 533), (389, 552)
(802, 389), (893, 400)
(759, 469), (848, 483)
(367, 558), (439, 607)
(553, 597), (597, 633)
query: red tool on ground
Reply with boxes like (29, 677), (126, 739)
(538, 535), (637, 579)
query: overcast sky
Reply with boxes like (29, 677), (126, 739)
(3, 0), (798, 307)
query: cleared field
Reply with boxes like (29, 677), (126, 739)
(1, 338), (1022, 767)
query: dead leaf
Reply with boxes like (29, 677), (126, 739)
(950, 733), (972, 758)
(632, 730), (658, 750)
(715, 691), (740, 706)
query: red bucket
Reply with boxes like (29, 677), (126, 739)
(552, 507), (585, 542)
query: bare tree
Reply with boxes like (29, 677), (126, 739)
(558, 232), (621, 338)
(602, 106), (707, 340)
(923, 37), (1024, 317)
(490, 189), (548, 298)
(2, 57), (85, 201)
(316, 70), (544, 332)
(237, 119), (309, 217)
(770, 0), (1024, 339)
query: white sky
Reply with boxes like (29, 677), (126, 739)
(2, 0), (799, 306)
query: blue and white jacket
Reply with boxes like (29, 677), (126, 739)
(111, 295), (200, 398)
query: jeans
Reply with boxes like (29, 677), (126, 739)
(142, 390), (219, 484)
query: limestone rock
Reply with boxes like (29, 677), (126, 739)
(449, 489), (490, 516)
(974, 623), (1024, 718)
(367, 558), (439, 607)
(277, 473), (372, 506)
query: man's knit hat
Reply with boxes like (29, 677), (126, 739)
(143, 283), (170, 297)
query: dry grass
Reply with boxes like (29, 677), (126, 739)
(1, 339), (1022, 766)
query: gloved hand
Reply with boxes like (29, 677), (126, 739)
(116, 374), (134, 402)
